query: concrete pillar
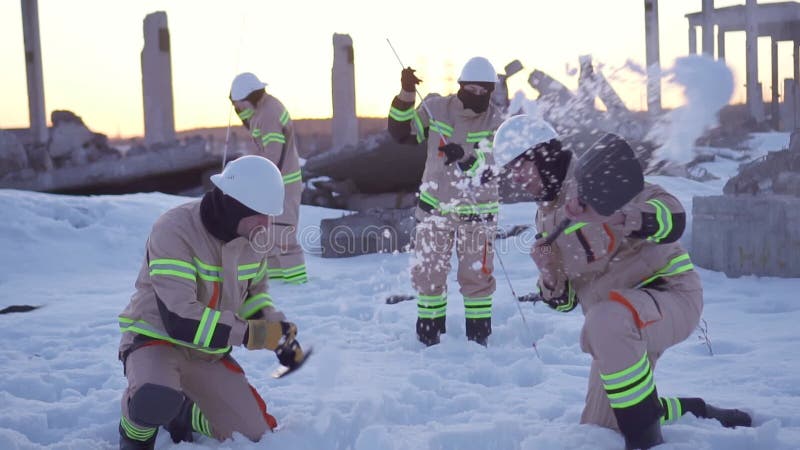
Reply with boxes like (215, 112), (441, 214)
(644, 0), (662, 114)
(702, 0), (714, 56)
(771, 38), (780, 130)
(688, 25), (697, 55)
(141, 11), (176, 147)
(794, 41), (800, 130)
(20, 0), (47, 144)
(331, 33), (358, 150)
(745, 0), (764, 122)
(717, 28), (726, 60)
(783, 78), (795, 131)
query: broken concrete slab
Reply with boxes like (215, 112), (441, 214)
(692, 194), (800, 278)
(320, 207), (416, 258)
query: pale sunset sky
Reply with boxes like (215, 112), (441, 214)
(0, 0), (795, 138)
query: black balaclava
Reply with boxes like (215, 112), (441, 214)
(232, 89), (265, 128)
(200, 187), (260, 242)
(457, 82), (495, 113)
(513, 139), (572, 202)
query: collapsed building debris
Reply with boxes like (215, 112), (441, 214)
(693, 130), (800, 278)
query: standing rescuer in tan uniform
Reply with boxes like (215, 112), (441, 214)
(388, 57), (504, 346)
(117, 156), (308, 449)
(494, 115), (752, 450)
(230, 72), (307, 285)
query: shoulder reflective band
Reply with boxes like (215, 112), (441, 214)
(645, 199), (673, 243)
(280, 109), (290, 126)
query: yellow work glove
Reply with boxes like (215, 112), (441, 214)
(245, 320), (297, 351)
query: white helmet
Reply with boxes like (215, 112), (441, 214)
(210, 155), (285, 215)
(458, 57), (499, 83)
(230, 72), (267, 101)
(493, 114), (559, 167)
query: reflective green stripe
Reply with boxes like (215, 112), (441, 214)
(466, 130), (493, 143)
(192, 257), (222, 282)
(238, 262), (262, 281)
(148, 258), (197, 281)
(418, 293), (447, 319)
(429, 120), (453, 137)
(600, 352), (650, 387)
(601, 353), (657, 409)
(251, 128), (261, 138)
(446, 202), (499, 216)
(607, 370), (656, 409)
(261, 132), (286, 145)
(564, 222), (588, 235)
(120, 417), (157, 441)
(413, 112), (425, 143)
(419, 191), (440, 208)
(192, 404), (213, 437)
(637, 253), (694, 288)
(267, 267), (284, 279)
(466, 149), (486, 177)
(237, 108), (255, 121)
(464, 296), (492, 319)
(283, 169), (302, 184)
(119, 317), (231, 354)
(556, 282), (577, 312)
(420, 192), (497, 216)
(193, 308), (221, 347)
(280, 109), (290, 126)
(646, 199), (672, 243)
(253, 261), (269, 283)
(660, 397), (682, 425)
(239, 293), (275, 318)
(389, 106), (415, 121)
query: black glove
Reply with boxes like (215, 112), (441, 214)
(401, 67), (422, 92)
(517, 292), (543, 303)
(275, 339), (304, 369)
(439, 143), (465, 165)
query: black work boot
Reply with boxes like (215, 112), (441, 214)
(704, 403), (752, 428)
(624, 420), (664, 450)
(119, 423), (156, 450)
(417, 317), (446, 346)
(465, 318), (491, 346)
(165, 397), (195, 443)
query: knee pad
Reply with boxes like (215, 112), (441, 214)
(128, 383), (184, 427)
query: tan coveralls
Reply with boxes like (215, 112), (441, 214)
(239, 94), (306, 284)
(536, 179), (701, 434)
(118, 200), (286, 442)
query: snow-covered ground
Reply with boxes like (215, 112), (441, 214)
(1, 133), (798, 450)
